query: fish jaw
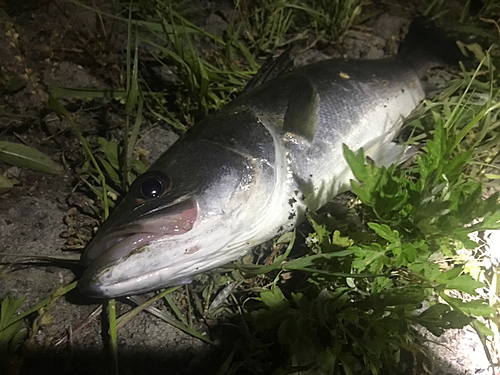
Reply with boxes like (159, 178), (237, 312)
(78, 222), (247, 298)
(77, 184), (292, 298)
(79, 199), (200, 297)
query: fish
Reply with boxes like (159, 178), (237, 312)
(78, 17), (467, 298)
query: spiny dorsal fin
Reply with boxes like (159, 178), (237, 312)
(242, 47), (294, 94)
(283, 76), (319, 142)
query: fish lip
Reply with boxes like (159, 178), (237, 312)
(79, 198), (198, 297)
(80, 226), (156, 266)
(81, 198), (198, 265)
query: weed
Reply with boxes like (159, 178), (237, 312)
(217, 48), (500, 374)
(4, 1), (500, 374)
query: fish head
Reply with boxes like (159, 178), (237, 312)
(79, 137), (267, 298)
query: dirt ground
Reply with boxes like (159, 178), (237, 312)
(0, 1), (494, 374)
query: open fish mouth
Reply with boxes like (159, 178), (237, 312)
(79, 199), (198, 297)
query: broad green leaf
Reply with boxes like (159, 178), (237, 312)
(394, 243), (418, 267)
(308, 216), (329, 246)
(416, 303), (449, 319)
(1, 295), (26, 328)
(435, 267), (463, 283)
(368, 223), (400, 243)
(277, 315), (298, 346)
(338, 353), (357, 375)
(260, 288), (287, 310)
(0, 174), (18, 194)
(443, 274), (484, 295)
(97, 157), (120, 183)
(331, 230), (354, 248)
(415, 303), (472, 336)
(98, 137), (120, 170)
(130, 159), (147, 175)
(0, 74), (25, 93)
(436, 269), (484, 295)
(409, 260), (441, 280)
(351, 244), (389, 273)
(0, 294), (27, 351)
(0, 141), (63, 174)
(317, 346), (339, 372)
(474, 320), (495, 336)
(343, 144), (367, 182)
(440, 294), (495, 317)
(370, 277), (393, 293)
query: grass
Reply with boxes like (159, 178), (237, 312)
(211, 44), (500, 373)
(1, 0), (500, 374)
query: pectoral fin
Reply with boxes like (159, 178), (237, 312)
(283, 76), (319, 142)
(364, 139), (418, 168)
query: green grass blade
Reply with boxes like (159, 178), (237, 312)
(49, 94), (110, 218)
(50, 86), (127, 100)
(0, 141), (64, 175)
(108, 299), (118, 375)
(118, 288), (213, 345)
(163, 294), (188, 326)
(1, 282), (77, 333)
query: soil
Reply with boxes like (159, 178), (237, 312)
(0, 1), (494, 375)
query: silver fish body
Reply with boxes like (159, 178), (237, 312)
(79, 19), (464, 298)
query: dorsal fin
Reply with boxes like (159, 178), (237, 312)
(242, 47), (294, 94)
(283, 76), (319, 142)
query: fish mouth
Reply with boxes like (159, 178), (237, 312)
(79, 198), (198, 297)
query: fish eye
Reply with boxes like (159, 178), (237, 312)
(141, 178), (163, 198)
(135, 172), (172, 199)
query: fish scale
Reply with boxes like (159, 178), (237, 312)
(79, 17), (467, 298)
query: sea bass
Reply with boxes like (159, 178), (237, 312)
(79, 18), (465, 298)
